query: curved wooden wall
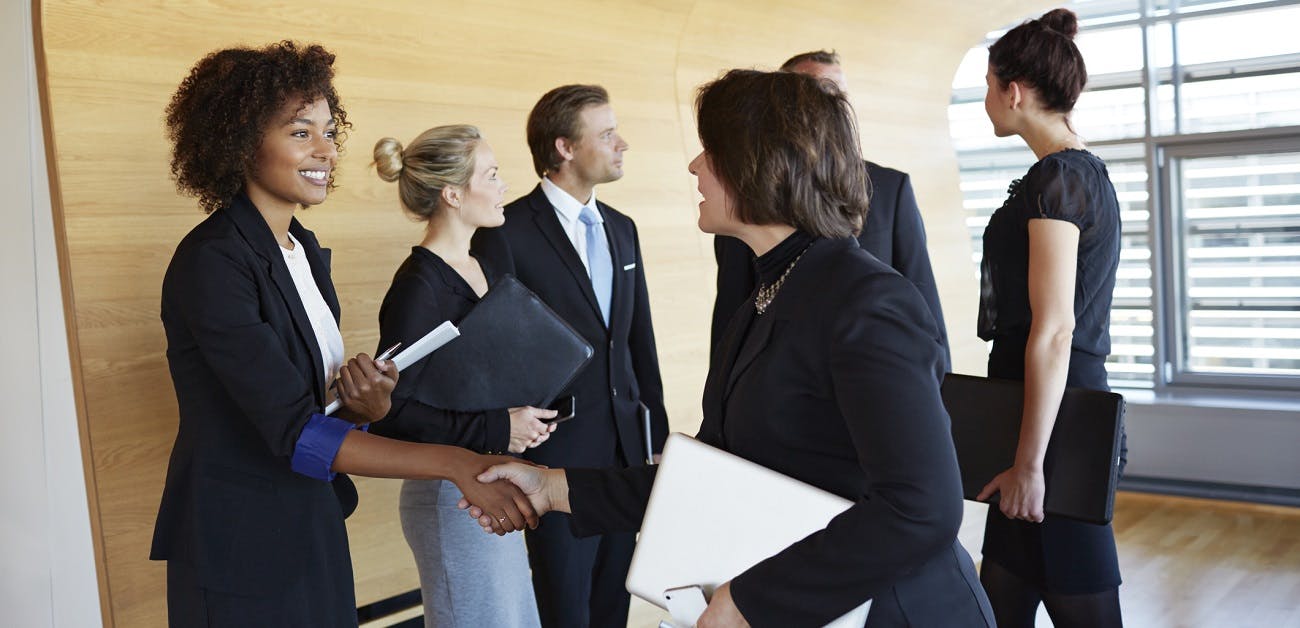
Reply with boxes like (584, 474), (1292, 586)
(38, 0), (1050, 624)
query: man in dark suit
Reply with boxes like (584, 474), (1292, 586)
(712, 50), (951, 370)
(471, 84), (668, 628)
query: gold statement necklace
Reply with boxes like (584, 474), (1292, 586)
(754, 244), (811, 315)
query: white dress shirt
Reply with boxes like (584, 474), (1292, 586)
(541, 176), (605, 274)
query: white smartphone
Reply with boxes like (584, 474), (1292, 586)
(663, 584), (709, 627)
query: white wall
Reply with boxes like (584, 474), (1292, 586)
(0, 1), (104, 625)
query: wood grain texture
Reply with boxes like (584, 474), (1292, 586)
(38, 0), (1053, 624)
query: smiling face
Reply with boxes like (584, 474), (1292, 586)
(562, 103), (628, 187)
(455, 141), (508, 229)
(689, 150), (737, 235)
(245, 96), (337, 213)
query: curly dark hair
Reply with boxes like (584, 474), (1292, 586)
(165, 41), (350, 213)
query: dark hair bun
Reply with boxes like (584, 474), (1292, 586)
(1039, 8), (1079, 39)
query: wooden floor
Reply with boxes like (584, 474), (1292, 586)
(627, 491), (1300, 627)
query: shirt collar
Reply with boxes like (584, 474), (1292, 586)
(541, 176), (600, 224)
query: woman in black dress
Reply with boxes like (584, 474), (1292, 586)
(974, 8), (1125, 628)
(461, 69), (994, 628)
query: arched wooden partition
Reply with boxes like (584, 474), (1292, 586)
(36, 0), (1051, 624)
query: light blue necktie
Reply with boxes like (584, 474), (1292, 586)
(578, 206), (612, 326)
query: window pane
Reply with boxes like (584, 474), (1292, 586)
(1179, 72), (1300, 134)
(1073, 86), (1148, 141)
(1076, 26), (1144, 75)
(1175, 6), (1300, 66)
(1176, 150), (1300, 377)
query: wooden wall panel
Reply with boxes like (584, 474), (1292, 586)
(39, 0), (1050, 624)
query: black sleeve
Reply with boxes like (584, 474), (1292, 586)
(728, 273), (964, 627)
(170, 238), (319, 459)
(627, 222), (669, 454)
(565, 465), (659, 537)
(370, 271), (511, 454)
(889, 173), (951, 371)
(710, 235), (757, 358)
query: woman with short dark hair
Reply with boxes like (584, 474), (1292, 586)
(974, 8), (1125, 627)
(463, 69), (994, 628)
(151, 42), (535, 627)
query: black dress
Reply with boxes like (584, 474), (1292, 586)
(370, 247), (512, 452)
(978, 148), (1125, 594)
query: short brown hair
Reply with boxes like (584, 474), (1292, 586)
(988, 8), (1087, 113)
(525, 84), (609, 177)
(779, 50), (840, 72)
(695, 69), (868, 238)
(165, 41), (350, 213)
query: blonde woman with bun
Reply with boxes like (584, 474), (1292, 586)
(370, 126), (550, 628)
(976, 8), (1124, 627)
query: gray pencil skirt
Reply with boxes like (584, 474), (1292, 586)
(399, 479), (541, 628)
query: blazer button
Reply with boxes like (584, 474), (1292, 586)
(611, 387), (618, 398)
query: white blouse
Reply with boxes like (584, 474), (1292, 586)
(280, 232), (345, 386)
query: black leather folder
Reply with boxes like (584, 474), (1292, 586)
(411, 275), (593, 412)
(941, 373), (1125, 524)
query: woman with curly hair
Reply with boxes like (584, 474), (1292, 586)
(149, 41), (536, 627)
(974, 8), (1125, 628)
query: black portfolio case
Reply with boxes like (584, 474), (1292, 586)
(941, 373), (1125, 524)
(411, 275), (594, 412)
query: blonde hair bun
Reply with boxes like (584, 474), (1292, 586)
(373, 137), (405, 182)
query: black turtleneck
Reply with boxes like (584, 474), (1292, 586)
(753, 229), (816, 287)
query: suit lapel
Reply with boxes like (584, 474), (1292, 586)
(527, 186), (605, 326)
(293, 220), (341, 323)
(725, 309), (776, 403)
(227, 195), (329, 407)
(600, 201), (627, 329)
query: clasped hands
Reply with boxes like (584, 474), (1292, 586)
(454, 463), (752, 627)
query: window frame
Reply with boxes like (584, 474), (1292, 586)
(1155, 129), (1300, 390)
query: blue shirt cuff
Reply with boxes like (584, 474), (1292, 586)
(290, 414), (363, 481)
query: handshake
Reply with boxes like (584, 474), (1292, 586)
(452, 458), (571, 535)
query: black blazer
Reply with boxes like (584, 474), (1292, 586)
(371, 247), (512, 453)
(471, 184), (668, 468)
(712, 161), (950, 370)
(567, 237), (993, 627)
(151, 194), (356, 620)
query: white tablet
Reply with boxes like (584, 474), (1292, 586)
(626, 433), (871, 627)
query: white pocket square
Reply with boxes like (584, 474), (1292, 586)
(623, 263), (637, 271)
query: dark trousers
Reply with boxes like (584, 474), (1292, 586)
(525, 512), (636, 628)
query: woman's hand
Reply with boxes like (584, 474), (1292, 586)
(696, 582), (750, 628)
(335, 353), (398, 425)
(508, 406), (558, 453)
(457, 463), (566, 532)
(977, 464), (1046, 522)
(448, 453), (539, 535)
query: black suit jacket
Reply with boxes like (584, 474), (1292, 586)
(567, 237), (992, 627)
(471, 184), (668, 468)
(151, 193), (356, 618)
(712, 161), (950, 370)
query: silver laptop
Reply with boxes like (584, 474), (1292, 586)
(626, 433), (872, 627)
